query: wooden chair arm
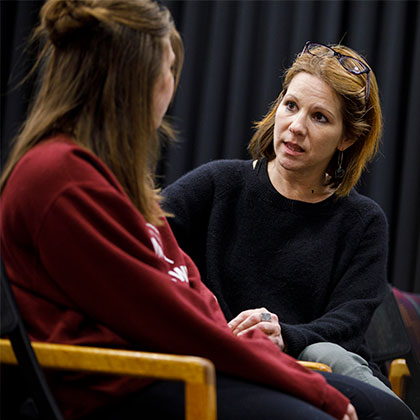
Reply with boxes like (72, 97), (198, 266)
(298, 360), (332, 372)
(389, 358), (410, 399)
(0, 338), (216, 420)
(0, 338), (331, 418)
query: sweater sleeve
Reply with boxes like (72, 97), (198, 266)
(163, 162), (388, 361)
(162, 163), (215, 252)
(36, 181), (349, 420)
(280, 207), (389, 357)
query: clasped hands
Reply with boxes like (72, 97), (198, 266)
(228, 307), (285, 351)
(228, 308), (358, 420)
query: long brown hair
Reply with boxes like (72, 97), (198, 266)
(248, 44), (382, 197)
(0, 0), (184, 225)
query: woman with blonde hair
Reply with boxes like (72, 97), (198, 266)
(164, 42), (415, 417)
(0, 1), (413, 417)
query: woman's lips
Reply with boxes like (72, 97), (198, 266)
(284, 141), (304, 155)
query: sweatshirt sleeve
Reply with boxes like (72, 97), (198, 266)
(280, 207), (389, 357)
(36, 180), (349, 420)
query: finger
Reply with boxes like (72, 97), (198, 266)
(233, 313), (280, 336)
(229, 308), (268, 332)
(228, 309), (256, 330)
(235, 311), (280, 336)
(232, 312), (266, 335)
(258, 309), (279, 323)
(237, 321), (280, 337)
(347, 404), (358, 420)
(229, 308), (278, 334)
(257, 322), (281, 337)
(237, 324), (285, 351)
(275, 335), (285, 351)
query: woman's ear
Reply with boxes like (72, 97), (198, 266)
(337, 137), (356, 152)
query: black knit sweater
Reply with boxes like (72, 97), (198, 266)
(162, 159), (389, 362)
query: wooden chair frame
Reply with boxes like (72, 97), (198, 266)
(0, 338), (332, 420)
(389, 358), (410, 400)
(0, 338), (216, 420)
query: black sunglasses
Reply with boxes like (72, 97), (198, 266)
(302, 41), (371, 108)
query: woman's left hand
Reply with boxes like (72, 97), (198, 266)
(228, 308), (285, 351)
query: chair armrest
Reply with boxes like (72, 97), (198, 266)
(0, 338), (216, 420)
(298, 361), (332, 372)
(389, 358), (410, 399)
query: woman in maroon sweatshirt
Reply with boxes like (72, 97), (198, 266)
(0, 1), (412, 420)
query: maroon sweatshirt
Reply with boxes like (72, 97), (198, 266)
(0, 136), (349, 419)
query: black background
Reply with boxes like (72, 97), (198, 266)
(2, 0), (419, 292)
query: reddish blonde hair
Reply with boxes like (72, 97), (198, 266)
(248, 44), (382, 196)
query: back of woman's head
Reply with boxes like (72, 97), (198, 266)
(1, 0), (184, 225)
(249, 43), (382, 197)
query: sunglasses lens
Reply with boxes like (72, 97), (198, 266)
(307, 43), (334, 57)
(340, 56), (368, 74)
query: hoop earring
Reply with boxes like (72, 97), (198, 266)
(335, 151), (345, 179)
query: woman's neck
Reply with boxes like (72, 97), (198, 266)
(267, 160), (335, 203)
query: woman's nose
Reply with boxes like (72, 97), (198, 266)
(288, 113), (307, 136)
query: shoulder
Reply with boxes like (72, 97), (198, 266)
(19, 136), (117, 184)
(164, 159), (252, 195)
(347, 190), (387, 219)
(11, 135), (122, 196)
(2, 136), (127, 232)
(339, 189), (388, 233)
(184, 159), (251, 180)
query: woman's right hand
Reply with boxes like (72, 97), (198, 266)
(342, 403), (358, 420)
(228, 308), (285, 351)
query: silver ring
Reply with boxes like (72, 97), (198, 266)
(261, 312), (272, 322)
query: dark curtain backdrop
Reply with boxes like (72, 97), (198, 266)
(1, 1), (419, 292)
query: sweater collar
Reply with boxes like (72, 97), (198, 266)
(251, 158), (338, 214)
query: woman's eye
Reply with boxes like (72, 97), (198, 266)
(285, 101), (296, 111)
(313, 112), (328, 123)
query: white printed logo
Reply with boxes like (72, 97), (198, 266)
(168, 265), (189, 283)
(146, 223), (189, 284)
(146, 223), (174, 264)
